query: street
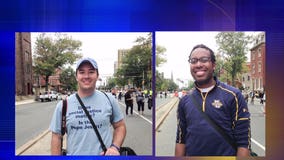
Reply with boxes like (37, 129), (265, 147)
(16, 100), (57, 149)
(117, 97), (153, 155)
(16, 96), (152, 155)
(156, 97), (266, 156)
(155, 95), (178, 156)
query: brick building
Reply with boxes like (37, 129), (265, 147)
(241, 62), (252, 91)
(250, 32), (266, 91)
(15, 32), (33, 96)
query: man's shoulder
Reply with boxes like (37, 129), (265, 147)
(217, 81), (240, 94)
(65, 93), (78, 101)
(95, 90), (114, 100)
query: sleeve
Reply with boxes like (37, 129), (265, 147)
(233, 91), (251, 148)
(108, 93), (124, 123)
(49, 101), (63, 135)
(176, 98), (186, 144)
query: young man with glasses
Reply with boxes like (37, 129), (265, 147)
(175, 44), (251, 156)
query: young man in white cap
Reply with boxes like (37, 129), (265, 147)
(50, 57), (126, 155)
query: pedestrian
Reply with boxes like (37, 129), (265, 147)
(175, 44), (251, 156)
(263, 92), (266, 114)
(259, 91), (264, 104)
(250, 91), (255, 104)
(136, 88), (145, 115)
(164, 91), (167, 98)
(50, 57), (126, 155)
(124, 88), (134, 116)
(148, 90), (153, 110)
(118, 91), (122, 101)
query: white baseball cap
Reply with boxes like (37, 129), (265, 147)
(76, 57), (98, 71)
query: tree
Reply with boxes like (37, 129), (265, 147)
(156, 45), (167, 67)
(116, 33), (153, 89)
(167, 79), (179, 91)
(59, 67), (77, 92)
(33, 33), (82, 91)
(215, 32), (251, 86)
(155, 71), (178, 91)
(105, 77), (116, 90)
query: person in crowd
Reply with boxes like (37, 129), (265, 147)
(136, 88), (145, 115)
(124, 88), (134, 116)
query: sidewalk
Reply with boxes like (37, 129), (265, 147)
(16, 130), (52, 155)
(15, 95), (36, 106)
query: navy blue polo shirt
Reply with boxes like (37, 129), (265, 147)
(176, 79), (251, 156)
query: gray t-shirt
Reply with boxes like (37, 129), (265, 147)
(50, 90), (124, 155)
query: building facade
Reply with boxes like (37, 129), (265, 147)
(250, 32), (266, 91)
(15, 32), (33, 96)
(117, 49), (129, 70)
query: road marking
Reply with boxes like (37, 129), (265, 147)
(251, 138), (265, 151)
(156, 97), (174, 111)
(155, 98), (179, 130)
(118, 101), (152, 125)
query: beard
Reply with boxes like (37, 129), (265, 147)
(195, 76), (212, 86)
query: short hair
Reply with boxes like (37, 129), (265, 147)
(189, 44), (216, 63)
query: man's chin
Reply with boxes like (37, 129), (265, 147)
(195, 78), (210, 86)
(81, 86), (95, 91)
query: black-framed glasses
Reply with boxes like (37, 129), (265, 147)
(188, 57), (211, 64)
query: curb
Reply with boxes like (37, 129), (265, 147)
(16, 129), (50, 155)
(155, 97), (179, 130)
(15, 99), (36, 106)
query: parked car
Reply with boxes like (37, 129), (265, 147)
(39, 91), (58, 102)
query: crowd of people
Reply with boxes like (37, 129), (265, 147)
(109, 87), (153, 116)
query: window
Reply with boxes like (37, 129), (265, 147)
(25, 51), (29, 61)
(247, 75), (250, 81)
(258, 48), (261, 57)
(26, 63), (31, 74)
(258, 62), (262, 73)
(252, 51), (255, 60)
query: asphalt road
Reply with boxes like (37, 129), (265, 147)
(16, 100), (58, 149)
(117, 98), (153, 155)
(249, 100), (266, 156)
(156, 97), (179, 156)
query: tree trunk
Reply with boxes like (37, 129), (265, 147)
(45, 75), (49, 91)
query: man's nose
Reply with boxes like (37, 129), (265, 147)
(195, 60), (203, 66)
(83, 73), (90, 78)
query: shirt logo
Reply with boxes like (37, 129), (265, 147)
(212, 100), (223, 109)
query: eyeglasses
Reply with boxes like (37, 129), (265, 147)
(188, 57), (211, 64)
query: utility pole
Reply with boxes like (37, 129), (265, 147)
(142, 71), (145, 90)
